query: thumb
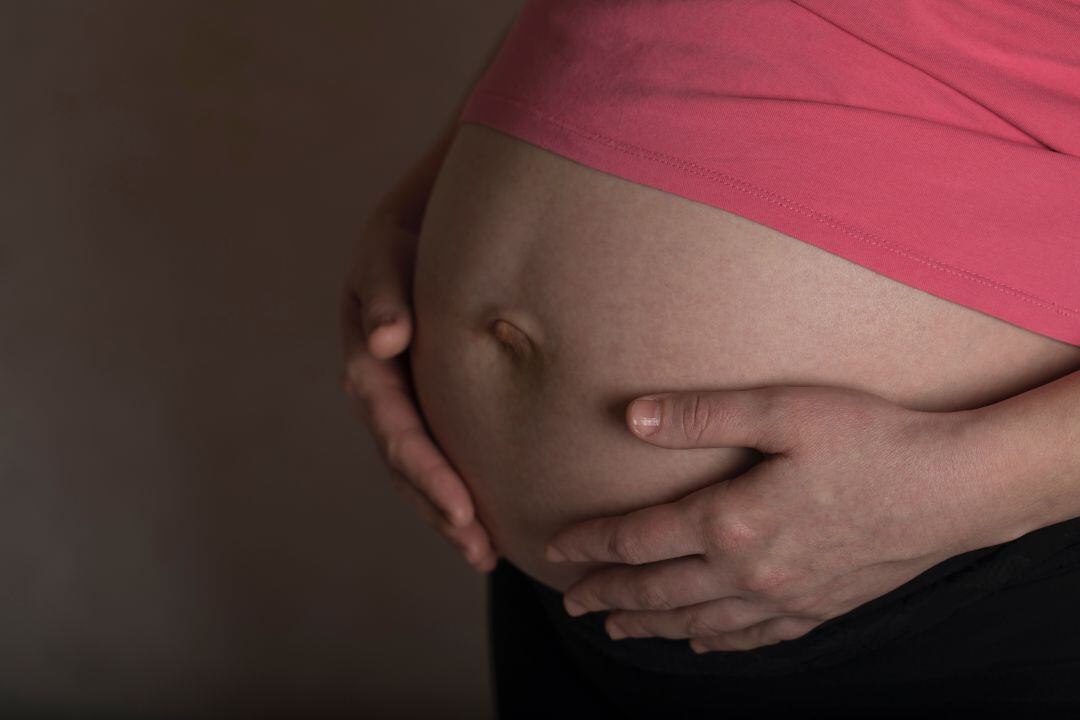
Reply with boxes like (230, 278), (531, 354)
(625, 387), (800, 453)
(343, 222), (418, 361)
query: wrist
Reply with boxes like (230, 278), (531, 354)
(956, 371), (1080, 547)
(940, 407), (1036, 553)
(908, 407), (1023, 560)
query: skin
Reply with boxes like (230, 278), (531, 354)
(341, 210), (497, 572)
(344, 122), (1080, 656)
(547, 382), (1080, 653)
(343, 28), (1080, 655)
(340, 23), (514, 573)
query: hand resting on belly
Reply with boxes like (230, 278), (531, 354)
(409, 123), (1080, 592)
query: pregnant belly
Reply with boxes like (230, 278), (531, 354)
(410, 123), (1080, 592)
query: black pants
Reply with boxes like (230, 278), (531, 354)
(488, 515), (1080, 718)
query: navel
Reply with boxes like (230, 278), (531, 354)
(489, 317), (537, 363)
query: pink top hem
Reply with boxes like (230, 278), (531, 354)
(458, 1), (1080, 345)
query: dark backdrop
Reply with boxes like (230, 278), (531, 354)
(1, 1), (520, 717)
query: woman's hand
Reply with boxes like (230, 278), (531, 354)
(545, 385), (1026, 652)
(341, 210), (497, 573)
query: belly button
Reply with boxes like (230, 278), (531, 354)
(489, 317), (538, 363)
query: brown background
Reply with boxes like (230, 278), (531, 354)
(2, 1), (521, 717)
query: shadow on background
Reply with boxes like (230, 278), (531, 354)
(1, 1), (520, 717)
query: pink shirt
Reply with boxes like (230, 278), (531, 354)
(459, 0), (1080, 345)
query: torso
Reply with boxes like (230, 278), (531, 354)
(410, 123), (1080, 591)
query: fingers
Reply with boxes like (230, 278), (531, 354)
(344, 349), (475, 527)
(393, 475), (498, 573)
(342, 217), (469, 518)
(341, 220), (418, 360)
(546, 499), (706, 566)
(689, 616), (824, 654)
(605, 596), (773, 641)
(339, 214), (497, 572)
(561, 555), (741, 616)
(626, 387), (803, 454)
(342, 280), (412, 363)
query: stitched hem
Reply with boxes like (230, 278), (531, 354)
(460, 88), (1080, 345)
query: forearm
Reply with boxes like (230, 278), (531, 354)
(375, 16), (514, 230)
(966, 367), (1080, 541)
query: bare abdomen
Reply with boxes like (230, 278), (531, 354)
(410, 123), (1080, 591)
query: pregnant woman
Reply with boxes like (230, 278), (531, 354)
(343, 1), (1080, 715)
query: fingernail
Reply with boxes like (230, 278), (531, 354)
(545, 545), (567, 563)
(629, 397), (662, 437)
(607, 622), (626, 641)
(369, 312), (397, 329)
(689, 640), (708, 654)
(564, 597), (586, 617)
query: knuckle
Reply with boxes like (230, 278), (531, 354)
(608, 526), (644, 565)
(383, 429), (418, 471)
(635, 581), (671, 611)
(739, 563), (788, 596)
(679, 394), (714, 443)
(684, 608), (720, 638)
(702, 515), (757, 555)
